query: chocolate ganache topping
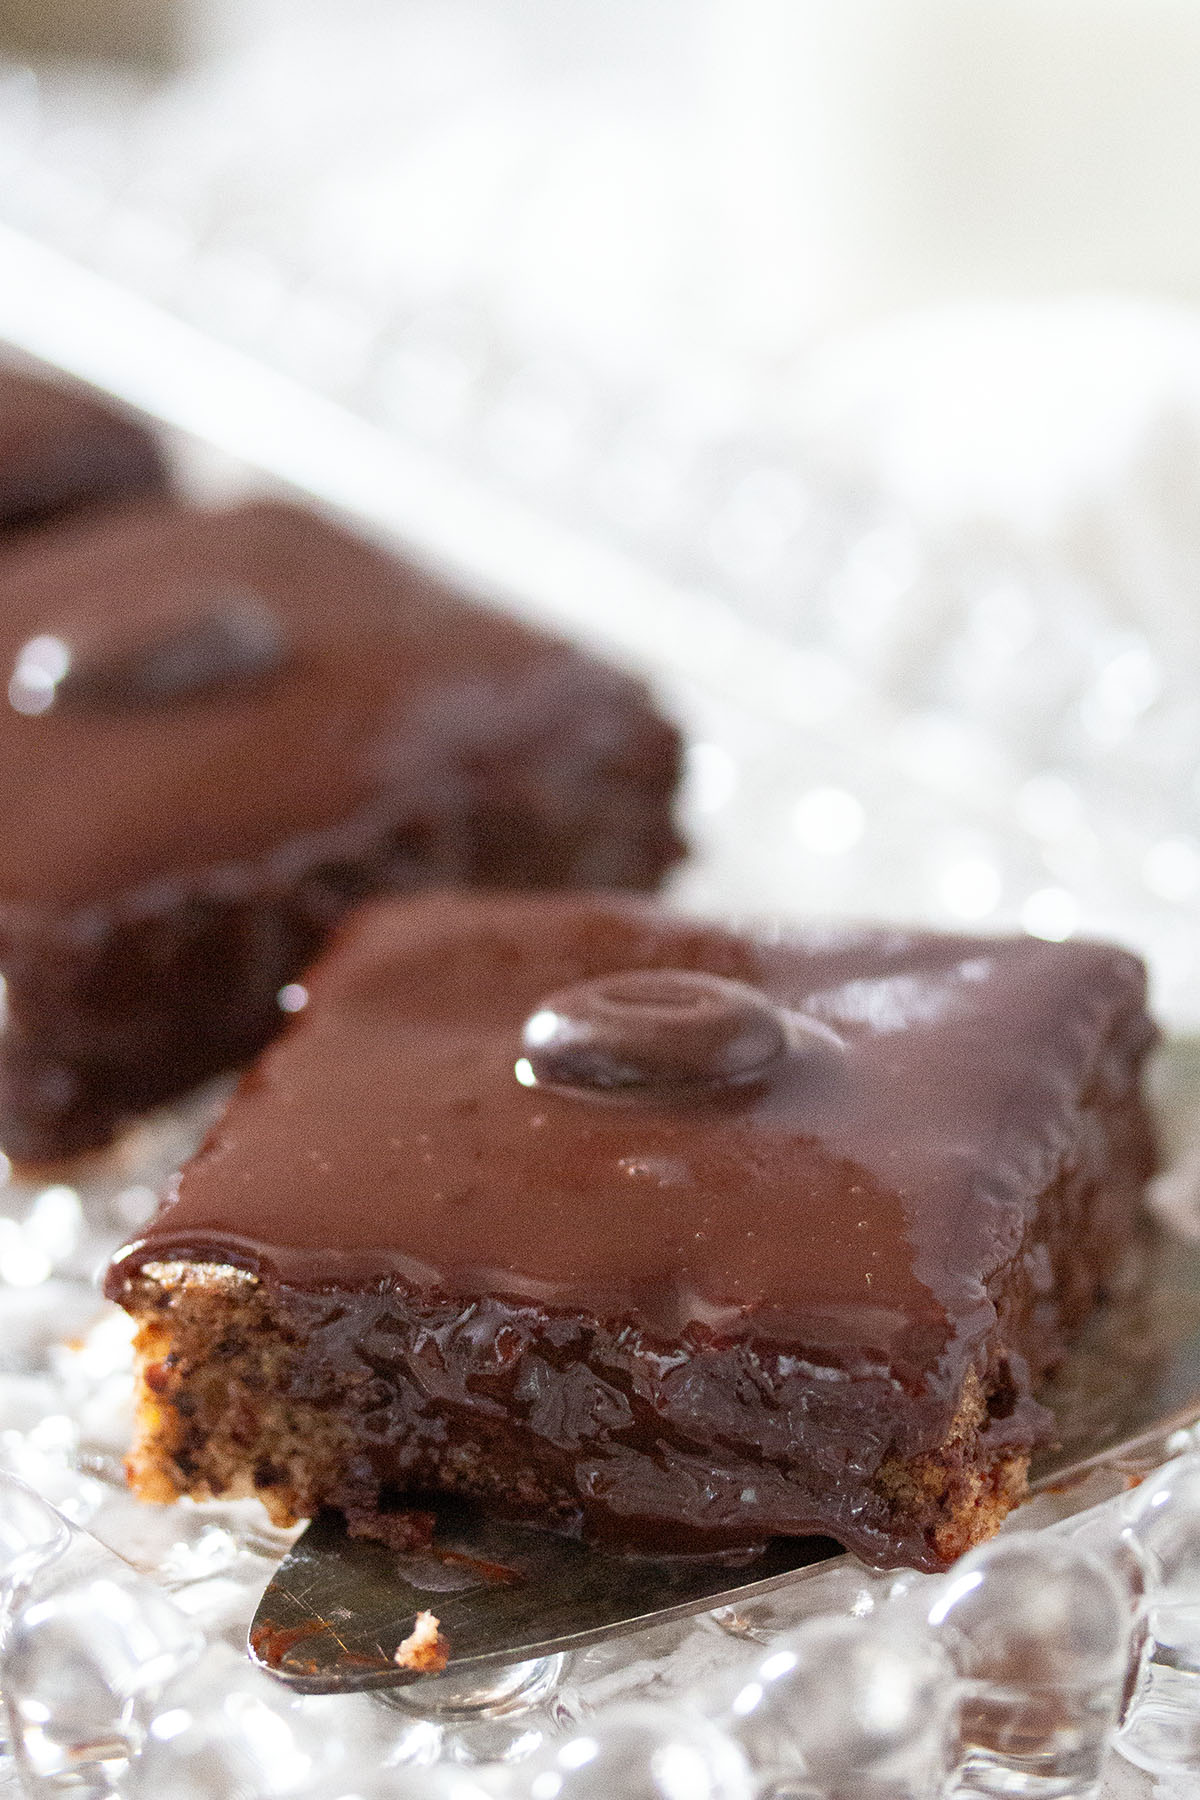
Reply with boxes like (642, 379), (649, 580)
(8, 588), (287, 716)
(519, 968), (790, 1095)
(107, 895), (1156, 1385)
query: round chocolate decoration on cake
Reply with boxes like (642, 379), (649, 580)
(519, 968), (788, 1095)
(8, 589), (287, 716)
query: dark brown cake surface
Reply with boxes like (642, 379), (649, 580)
(106, 895), (1157, 1570)
(0, 508), (682, 1157)
(0, 365), (166, 538)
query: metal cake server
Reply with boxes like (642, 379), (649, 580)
(250, 1041), (1200, 1695)
(249, 1506), (841, 1694)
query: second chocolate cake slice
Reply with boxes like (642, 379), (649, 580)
(0, 504), (682, 1158)
(105, 894), (1156, 1572)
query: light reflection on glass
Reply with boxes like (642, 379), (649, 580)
(937, 856), (1002, 922)
(791, 786), (865, 857)
(684, 742), (737, 817)
(24, 1187), (81, 1265)
(1144, 838), (1200, 904)
(1021, 887), (1081, 943)
(0, 1218), (52, 1288)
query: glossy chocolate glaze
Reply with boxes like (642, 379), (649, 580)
(109, 896), (1157, 1565)
(0, 367), (166, 536)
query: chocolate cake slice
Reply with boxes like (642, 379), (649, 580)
(105, 894), (1157, 1573)
(0, 506), (682, 1159)
(0, 365), (166, 538)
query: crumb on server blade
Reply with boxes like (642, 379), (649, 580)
(395, 1610), (449, 1675)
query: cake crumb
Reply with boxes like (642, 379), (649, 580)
(394, 1609), (449, 1674)
(345, 1504), (436, 1553)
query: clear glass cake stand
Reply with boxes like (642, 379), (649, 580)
(4, 12), (1200, 1794)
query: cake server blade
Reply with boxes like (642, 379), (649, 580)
(248, 1505), (837, 1694)
(250, 1039), (1200, 1695)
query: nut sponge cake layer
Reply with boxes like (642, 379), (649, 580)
(106, 895), (1157, 1571)
(0, 507), (681, 1158)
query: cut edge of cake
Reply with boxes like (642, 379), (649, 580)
(113, 1258), (1044, 1572)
